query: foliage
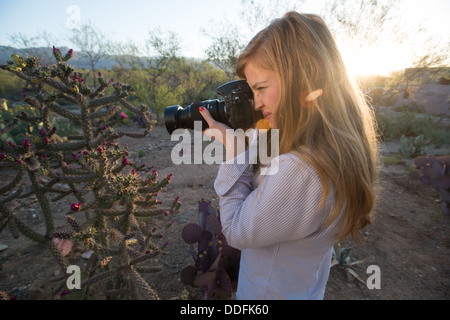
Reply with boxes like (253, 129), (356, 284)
(0, 48), (181, 299)
(382, 153), (403, 166)
(0, 69), (26, 100)
(180, 199), (240, 299)
(375, 110), (449, 148)
(399, 134), (433, 158)
(410, 154), (450, 214)
(331, 243), (366, 284)
(205, 34), (244, 81)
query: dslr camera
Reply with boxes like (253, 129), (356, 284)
(164, 80), (263, 134)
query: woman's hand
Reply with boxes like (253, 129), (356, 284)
(199, 107), (241, 161)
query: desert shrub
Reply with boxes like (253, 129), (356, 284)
(382, 153), (403, 166)
(375, 110), (449, 147)
(399, 134), (433, 158)
(393, 103), (425, 114)
(0, 69), (26, 100)
(0, 48), (181, 299)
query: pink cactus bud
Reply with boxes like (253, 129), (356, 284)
(38, 129), (47, 136)
(23, 138), (30, 148)
(122, 158), (129, 165)
(70, 202), (81, 211)
(97, 147), (103, 154)
(60, 289), (71, 297)
(0, 153), (5, 160)
(120, 111), (128, 119)
(8, 141), (16, 148)
(52, 46), (62, 62)
(43, 137), (50, 144)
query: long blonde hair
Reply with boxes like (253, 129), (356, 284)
(237, 12), (379, 244)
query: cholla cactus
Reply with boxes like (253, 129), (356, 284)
(180, 200), (240, 299)
(0, 48), (181, 299)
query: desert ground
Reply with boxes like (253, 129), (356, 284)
(0, 124), (449, 300)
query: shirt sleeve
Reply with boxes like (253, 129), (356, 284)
(214, 152), (326, 249)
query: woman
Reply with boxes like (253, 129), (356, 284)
(200, 11), (379, 300)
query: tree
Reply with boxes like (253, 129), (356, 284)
(203, 0), (303, 81)
(69, 22), (108, 87)
(176, 57), (228, 104)
(205, 32), (245, 81)
(106, 40), (141, 83)
(6, 31), (57, 65)
(133, 29), (183, 122)
(323, 0), (449, 78)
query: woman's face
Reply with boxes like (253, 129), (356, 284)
(244, 61), (281, 129)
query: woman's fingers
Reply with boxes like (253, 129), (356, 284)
(199, 107), (230, 145)
(198, 107), (215, 127)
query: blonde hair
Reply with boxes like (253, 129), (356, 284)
(237, 12), (379, 244)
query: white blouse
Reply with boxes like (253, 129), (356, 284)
(214, 150), (342, 299)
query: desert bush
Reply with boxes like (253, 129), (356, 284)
(0, 69), (26, 100)
(375, 110), (449, 147)
(399, 134), (433, 158)
(0, 48), (181, 299)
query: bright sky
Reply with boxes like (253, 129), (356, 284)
(0, 0), (449, 77)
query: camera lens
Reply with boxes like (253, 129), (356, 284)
(164, 99), (229, 134)
(163, 105), (183, 134)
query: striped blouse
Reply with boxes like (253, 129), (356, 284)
(214, 150), (342, 300)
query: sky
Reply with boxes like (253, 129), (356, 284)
(0, 0), (449, 77)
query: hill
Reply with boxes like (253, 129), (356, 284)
(1, 45), (129, 70)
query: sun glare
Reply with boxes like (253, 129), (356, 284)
(341, 43), (410, 78)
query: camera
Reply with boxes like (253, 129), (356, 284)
(164, 80), (263, 134)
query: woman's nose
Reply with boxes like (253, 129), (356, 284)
(253, 95), (263, 110)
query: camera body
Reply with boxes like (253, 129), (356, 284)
(164, 80), (263, 134)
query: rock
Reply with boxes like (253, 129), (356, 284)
(407, 84), (450, 115)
